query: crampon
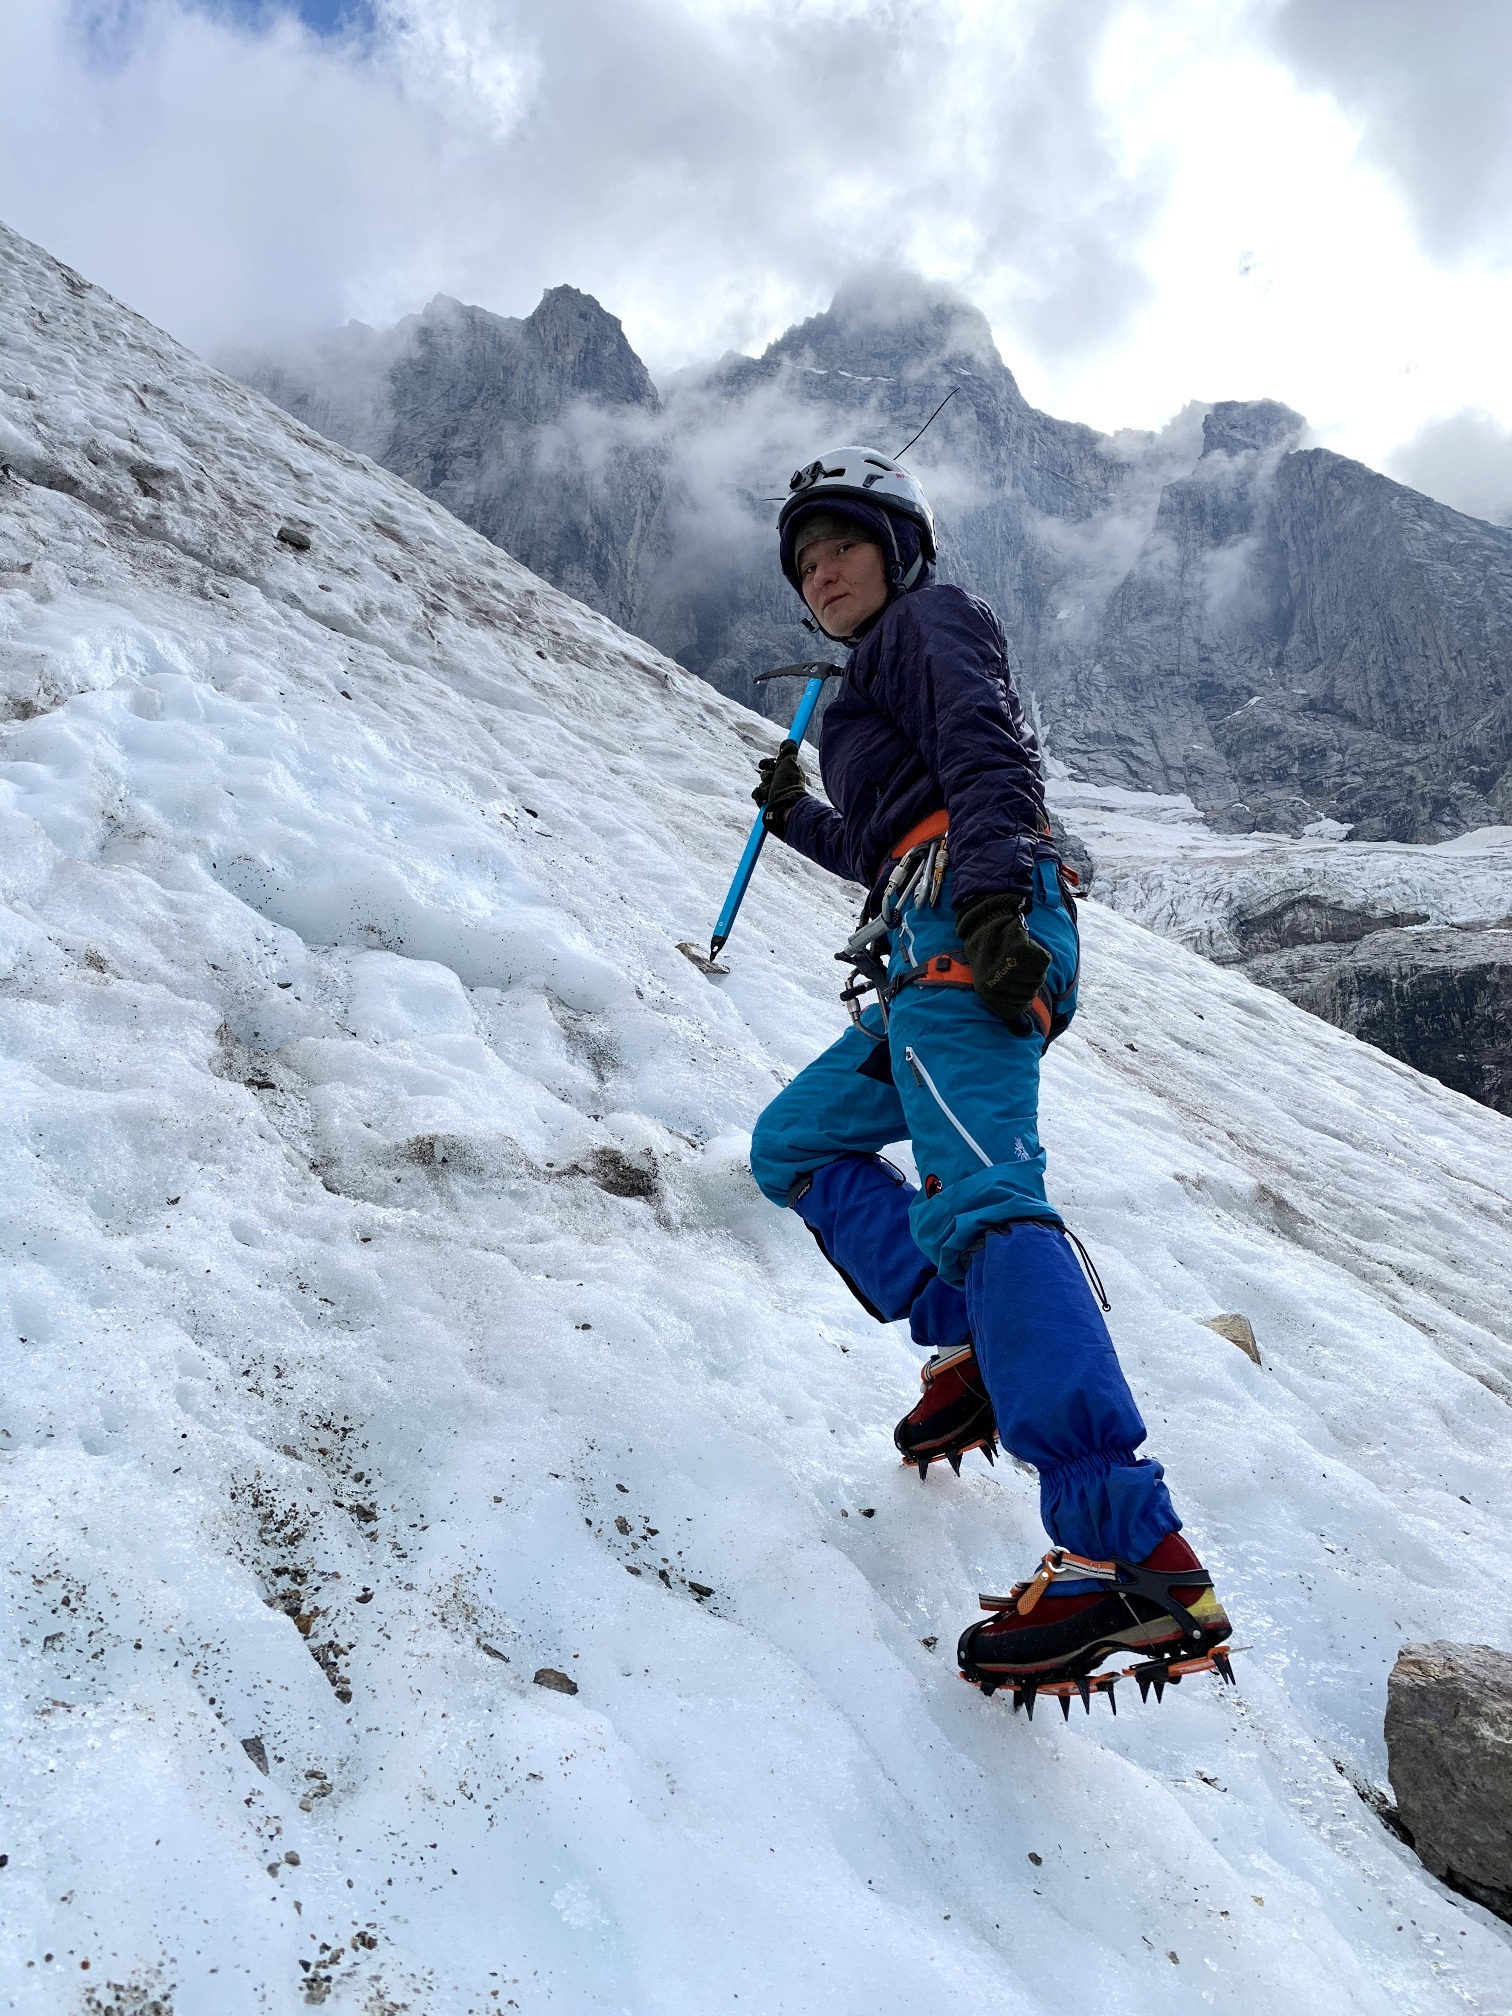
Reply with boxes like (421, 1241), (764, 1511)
(957, 1534), (1235, 1719)
(894, 1343), (998, 1480)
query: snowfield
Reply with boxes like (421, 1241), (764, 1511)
(3, 221), (1511, 2016)
(1048, 779), (1512, 965)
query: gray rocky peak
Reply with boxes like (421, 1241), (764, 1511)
(764, 270), (1009, 382)
(232, 269), (1512, 846)
(1201, 398), (1305, 460)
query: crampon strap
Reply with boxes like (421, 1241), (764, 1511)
(978, 1547), (1215, 1645)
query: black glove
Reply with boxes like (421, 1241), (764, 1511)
(955, 892), (1051, 1024)
(752, 738), (808, 838)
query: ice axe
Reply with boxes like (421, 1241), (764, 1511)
(679, 662), (839, 975)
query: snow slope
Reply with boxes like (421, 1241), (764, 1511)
(3, 222), (1512, 2015)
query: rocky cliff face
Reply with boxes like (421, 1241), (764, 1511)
(231, 287), (669, 632)
(1244, 927), (1512, 1114)
(233, 274), (1512, 842)
(1053, 785), (1512, 1113)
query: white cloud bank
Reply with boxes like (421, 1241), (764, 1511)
(4, 0), (1512, 513)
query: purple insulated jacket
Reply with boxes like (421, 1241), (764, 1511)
(781, 581), (1047, 904)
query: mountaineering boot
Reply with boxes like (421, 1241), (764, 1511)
(894, 1344), (998, 1479)
(957, 1533), (1234, 1714)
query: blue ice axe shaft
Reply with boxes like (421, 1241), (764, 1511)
(709, 665), (834, 961)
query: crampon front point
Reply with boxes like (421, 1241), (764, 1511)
(957, 1539), (1235, 1717)
(974, 1642), (1237, 1720)
(894, 1343), (999, 1480)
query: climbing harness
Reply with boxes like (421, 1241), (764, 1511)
(834, 812), (1073, 1046)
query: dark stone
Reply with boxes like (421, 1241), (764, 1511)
(1385, 1641), (1512, 1921)
(240, 1734), (270, 1775)
(275, 523), (311, 551)
(533, 1666), (578, 1694)
(1045, 813), (1094, 893)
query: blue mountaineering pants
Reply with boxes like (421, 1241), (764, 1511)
(749, 850), (1180, 1565)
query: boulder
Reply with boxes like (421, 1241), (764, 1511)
(1202, 1313), (1261, 1365)
(1385, 1641), (1512, 1920)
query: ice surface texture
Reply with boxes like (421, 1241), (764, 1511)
(3, 222), (1511, 2012)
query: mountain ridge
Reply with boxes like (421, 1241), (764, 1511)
(230, 273), (1512, 846)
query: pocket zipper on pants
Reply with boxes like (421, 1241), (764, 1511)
(903, 1045), (993, 1170)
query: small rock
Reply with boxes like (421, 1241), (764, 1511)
(43, 1632), (64, 1652)
(1027, 1851), (1042, 1866)
(920, 1636), (938, 1652)
(276, 523), (311, 551)
(283, 1850), (300, 1866)
(1045, 812), (1095, 893)
(241, 1734), (270, 1775)
(1203, 1313), (1262, 1365)
(687, 1582), (715, 1600)
(478, 1642), (508, 1662)
(534, 1667), (579, 1696)
(1386, 1641), (1512, 1921)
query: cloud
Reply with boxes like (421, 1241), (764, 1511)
(0, 0), (1162, 367)
(1386, 408), (1512, 526)
(1267, 0), (1512, 263)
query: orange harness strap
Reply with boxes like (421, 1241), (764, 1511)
(889, 807), (950, 860)
(902, 956), (1053, 1037)
(892, 809), (1059, 863)
(880, 812), (1058, 1042)
(914, 953), (972, 986)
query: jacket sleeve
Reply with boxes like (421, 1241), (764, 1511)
(870, 592), (1043, 904)
(779, 794), (858, 882)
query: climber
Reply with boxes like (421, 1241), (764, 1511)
(746, 447), (1232, 1713)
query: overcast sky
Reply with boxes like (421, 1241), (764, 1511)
(5, 0), (1512, 517)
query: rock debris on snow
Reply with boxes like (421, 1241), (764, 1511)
(2, 217), (1512, 2013)
(532, 1669), (579, 1696)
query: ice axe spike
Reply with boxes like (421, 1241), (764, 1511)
(703, 665), (838, 965)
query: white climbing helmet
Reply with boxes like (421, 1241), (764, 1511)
(777, 446), (937, 590)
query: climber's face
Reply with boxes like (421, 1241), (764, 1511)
(798, 535), (888, 638)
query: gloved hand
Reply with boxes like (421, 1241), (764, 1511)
(752, 738), (808, 838)
(955, 892), (1051, 1024)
